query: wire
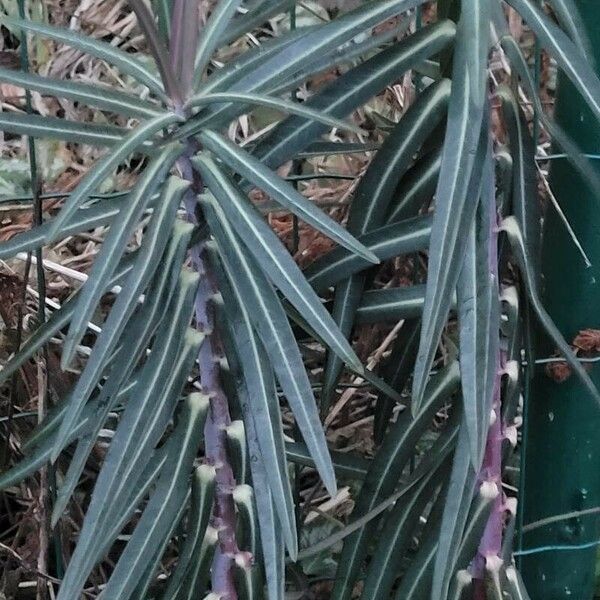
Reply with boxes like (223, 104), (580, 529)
(536, 153), (600, 161)
(514, 539), (600, 557)
(522, 506), (600, 533)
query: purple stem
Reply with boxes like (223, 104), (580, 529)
(473, 373), (504, 575)
(169, 0), (186, 72)
(169, 0), (199, 95)
(471, 202), (507, 597)
(179, 154), (239, 600)
(129, 0), (182, 106)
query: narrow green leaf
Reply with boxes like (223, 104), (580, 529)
(172, 528), (218, 600)
(503, 216), (600, 407)
(15, 222), (190, 457)
(0, 194), (128, 262)
(322, 80), (450, 404)
(0, 66), (161, 119)
(271, 21), (412, 98)
(218, 0), (294, 46)
(355, 285), (426, 324)
(411, 1), (491, 413)
(19, 381), (137, 459)
(191, 0), (244, 89)
(373, 319), (421, 444)
(297, 423), (460, 564)
(387, 146), (442, 224)
(392, 491), (448, 600)
(431, 423), (479, 600)
(243, 393), (286, 600)
(52, 177), (187, 467)
(412, 126), (490, 414)
(360, 453), (450, 600)
(546, 0), (593, 58)
(211, 251), (298, 557)
(159, 466), (216, 599)
(152, 0), (171, 41)
(304, 215), (432, 293)
(500, 288), (522, 426)
(228, 0), (430, 93)
(234, 561), (262, 600)
(197, 0), (437, 130)
(198, 130), (377, 265)
(0, 408), (91, 490)
(55, 276), (200, 598)
(456, 151), (500, 468)
(20, 403), (70, 454)
(131, 531), (185, 600)
(102, 447), (171, 554)
(0, 250), (137, 390)
(51, 221), (194, 525)
(194, 156), (364, 373)
(0, 14), (166, 98)
(100, 393), (209, 600)
(284, 442), (370, 480)
(8, 380), (139, 500)
(252, 21), (456, 168)
(204, 198), (337, 496)
(498, 85), (541, 273)
(272, 19), (415, 97)
(281, 296), (404, 403)
(203, 24), (316, 96)
(58, 144), (181, 370)
(0, 111), (126, 146)
(234, 484), (259, 555)
(331, 363), (459, 600)
(51, 147), (184, 461)
(393, 535), (437, 598)
(95, 328), (205, 541)
(495, 147), (514, 216)
(48, 115), (181, 239)
(226, 421), (248, 484)
(506, 0), (600, 122)
(188, 19), (437, 136)
(500, 35), (600, 202)
(297, 141), (380, 158)
(182, 92), (362, 137)
(65, 333), (203, 598)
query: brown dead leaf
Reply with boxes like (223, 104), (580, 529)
(573, 328), (600, 352)
(545, 360), (572, 383)
(545, 328), (600, 383)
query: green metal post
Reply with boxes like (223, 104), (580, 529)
(521, 2), (600, 598)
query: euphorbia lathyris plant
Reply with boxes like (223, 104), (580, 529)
(0, 0), (599, 599)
